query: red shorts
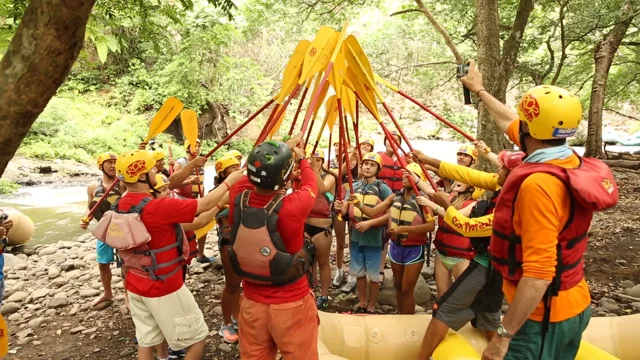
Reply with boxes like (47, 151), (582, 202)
(238, 292), (320, 360)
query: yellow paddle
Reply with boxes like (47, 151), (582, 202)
(144, 97), (184, 144)
(180, 109), (204, 198)
(275, 40), (310, 104)
(310, 95), (338, 153)
(342, 86), (357, 122)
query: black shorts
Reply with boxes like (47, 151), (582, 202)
(433, 261), (504, 331)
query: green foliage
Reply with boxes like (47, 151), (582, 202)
(0, 179), (19, 195)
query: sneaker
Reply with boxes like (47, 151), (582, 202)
(232, 317), (239, 331)
(316, 296), (329, 310)
(354, 306), (367, 314)
(340, 276), (357, 294)
(197, 256), (215, 264)
(332, 269), (344, 287)
(219, 323), (239, 344)
(168, 348), (185, 359)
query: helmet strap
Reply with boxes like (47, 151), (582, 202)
(140, 174), (160, 195)
(100, 167), (115, 180)
(518, 121), (530, 154)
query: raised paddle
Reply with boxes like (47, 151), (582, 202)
(181, 109), (204, 198)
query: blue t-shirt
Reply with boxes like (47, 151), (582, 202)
(345, 180), (392, 248)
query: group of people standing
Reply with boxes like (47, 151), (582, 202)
(77, 60), (617, 360)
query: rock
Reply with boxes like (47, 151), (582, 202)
(70, 326), (87, 334)
(38, 247), (57, 257)
(120, 348), (135, 357)
(47, 297), (69, 309)
(11, 281), (25, 292)
(79, 289), (101, 298)
(45, 253), (68, 265)
(48, 266), (62, 279)
(60, 262), (75, 271)
(90, 282), (103, 290)
(1, 302), (20, 315)
(74, 260), (86, 269)
(50, 278), (68, 288)
(627, 285), (640, 298)
(214, 306), (223, 315)
(32, 340), (43, 345)
(600, 298), (620, 312)
(16, 328), (34, 340)
(13, 262), (28, 271)
(16, 338), (30, 345)
(68, 304), (80, 316)
(381, 305), (393, 313)
(7, 291), (29, 303)
(8, 313), (21, 321)
(21, 247), (36, 256)
(377, 269), (431, 306)
(621, 280), (635, 289)
(415, 305), (426, 313)
(82, 253), (97, 262)
(54, 291), (67, 299)
(3, 254), (25, 270)
(199, 275), (218, 283)
(28, 317), (46, 328)
(421, 265), (435, 280)
(32, 288), (51, 300)
(82, 327), (97, 334)
(45, 309), (57, 316)
(617, 259), (628, 266)
(218, 343), (233, 352)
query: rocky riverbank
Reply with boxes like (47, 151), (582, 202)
(3, 156), (98, 188)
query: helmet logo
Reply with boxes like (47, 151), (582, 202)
(260, 246), (271, 256)
(253, 160), (261, 168)
(602, 179), (614, 194)
(126, 159), (148, 178)
(215, 163), (222, 172)
(519, 94), (540, 122)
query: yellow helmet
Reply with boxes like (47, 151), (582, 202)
(361, 138), (375, 148)
(152, 174), (170, 192)
(97, 153), (117, 169)
(406, 162), (426, 181)
(312, 148), (325, 159)
(184, 138), (201, 153)
(215, 155), (240, 174)
(225, 150), (242, 160)
(150, 150), (165, 162)
(517, 85), (582, 140)
(116, 150), (156, 183)
(362, 152), (382, 168)
(457, 145), (479, 160)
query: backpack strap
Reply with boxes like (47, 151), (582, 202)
(240, 190), (250, 211)
(265, 193), (285, 215)
(129, 197), (153, 214)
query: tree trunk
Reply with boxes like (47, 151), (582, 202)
(584, 2), (635, 159)
(0, 0), (96, 176)
(475, 0), (534, 170)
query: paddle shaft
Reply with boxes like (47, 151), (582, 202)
(288, 84), (310, 136)
(337, 99), (354, 194)
(300, 63), (334, 138)
(168, 145), (174, 175)
(82, 178), (120, 223)
(205, 98), (274, 158)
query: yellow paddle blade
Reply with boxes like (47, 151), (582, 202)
(267, 105), (287, 139)
(345, 66), (380, 120)
(276, 40), (310, 103)
(144, 97), (184, 143)
(312, 75), (332, 119)
(180, 109), (199, 154)
(300, 26), (338, 84)
(329, 51), (346, 98)
(342, 86), (356, 121)
(0, 315), (7, 357)
(194, 220), (216, 239)
(374, 73), (399, 93)
(330, 22), (349, 63)
(325, 95), (339, 130)
(344, 36), (384, 102)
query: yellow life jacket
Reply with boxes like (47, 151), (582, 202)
(348, 180), (384, 223)
(90, 178), (122, 221)
(389, 192), (428, 246)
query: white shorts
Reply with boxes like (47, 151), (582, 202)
(128, 285), (209, 350)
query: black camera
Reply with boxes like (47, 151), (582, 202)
(456, 63), (472, 105)
(0, 213), (8, 223)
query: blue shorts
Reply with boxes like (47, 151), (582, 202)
(389, 243), (425, 265)
(0, 278), (4, 306)
(349, 241), (382, 282)
(96, 240), (115, 264)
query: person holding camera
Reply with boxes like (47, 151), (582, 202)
(0, 213), (13, 305)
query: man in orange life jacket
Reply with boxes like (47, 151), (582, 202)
(109, 150), (241, 360)
(461, 60), (619, 360)
(227, 133), (320, 360)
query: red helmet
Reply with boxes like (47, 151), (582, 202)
(498, 151), (526, 170)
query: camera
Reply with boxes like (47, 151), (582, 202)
(456, 63), (471, 105)
(0, 213), (8, 223)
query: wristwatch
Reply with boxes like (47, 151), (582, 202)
(497, 324), (515, 339)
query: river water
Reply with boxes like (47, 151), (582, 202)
(1, 140), (637, 246)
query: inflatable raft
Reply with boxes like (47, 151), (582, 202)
(317, 312), (639, 360)
(3, 208), (34, 246)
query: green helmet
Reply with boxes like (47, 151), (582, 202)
(247, 140), (294, 190)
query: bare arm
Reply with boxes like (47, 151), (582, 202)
(356, 194), (395, 217)
(500, 276), (551, 335)
(86, 184), (96, 209)
(195, 170), (242, 214)
(181, 206), (220, 231)
(169, 156), (206, 190)
(366, 212), (390, 227)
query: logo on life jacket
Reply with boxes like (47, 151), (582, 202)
(518, 94), (540, 122)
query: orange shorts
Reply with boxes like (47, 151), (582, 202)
(238, 293), (320, 360)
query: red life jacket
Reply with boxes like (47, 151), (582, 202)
(229, 190), (314, 286)
(92, 198), (189, 281)
(388, 192), (430, 246)
(309, 174), (333, 219)
(176, 157), (205, 199)
(377, 152), (403, 192)
(490, 157), (618, 291)
(434, 197), (476, 259)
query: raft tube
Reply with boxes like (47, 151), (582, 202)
(318, 312), (639, 360)
(3, 208), (34, 246)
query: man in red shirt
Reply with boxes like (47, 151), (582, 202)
(228, 134), (320, 360)
(112, 150), (241, 360)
